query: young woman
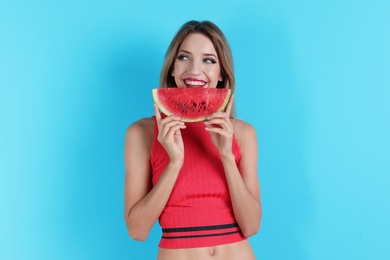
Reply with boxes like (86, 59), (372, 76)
(124, 20), (262, 259)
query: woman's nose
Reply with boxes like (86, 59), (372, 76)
(187, 61), (201, 75)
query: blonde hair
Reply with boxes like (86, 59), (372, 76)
(160, 20), (235, 93)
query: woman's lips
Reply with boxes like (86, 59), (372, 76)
(184, 78), (207, 88)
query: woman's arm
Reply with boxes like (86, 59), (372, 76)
(221, 120), (261, 237)
(205, 96), (261, 237)
(124, 106), (186, 241)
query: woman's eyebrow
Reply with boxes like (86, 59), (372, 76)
(178, 50), (217, 58)
(178, 50), (191, 54)
(203, 53), (217, 58)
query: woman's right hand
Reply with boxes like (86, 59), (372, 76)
(154, 104), (186, 165)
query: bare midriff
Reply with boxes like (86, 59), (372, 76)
(157, 239), (256, 260)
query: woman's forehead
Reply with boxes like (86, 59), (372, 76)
(179, 33), (217, 55)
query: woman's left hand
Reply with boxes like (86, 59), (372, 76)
(205, 94), (235, 158)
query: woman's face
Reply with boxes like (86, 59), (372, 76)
(171, 33), (222, 88)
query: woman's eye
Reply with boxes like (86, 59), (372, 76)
(204, 58), (217, 64)
(177, 55), (189, 61)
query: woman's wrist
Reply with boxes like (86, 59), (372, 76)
(219, 152), (236, 163)
(168, 158), (184, 170)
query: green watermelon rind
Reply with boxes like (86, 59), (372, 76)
(152, 88), (231, 122)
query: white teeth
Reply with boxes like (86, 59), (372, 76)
(185, 80), (205, 86)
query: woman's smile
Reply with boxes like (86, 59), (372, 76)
(183, 78), (207, 88)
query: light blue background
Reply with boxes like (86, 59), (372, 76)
(1, 0), (389, 259)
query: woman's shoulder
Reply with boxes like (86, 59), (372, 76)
(231, 118), (257, 142)
(125, 117), (154, 140)
(128, 117), (154, 129)
(231, 118), (256, 133)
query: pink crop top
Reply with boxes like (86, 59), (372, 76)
(151, 116), (246, 249)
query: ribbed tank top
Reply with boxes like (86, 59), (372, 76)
(151, 116), (246, 249)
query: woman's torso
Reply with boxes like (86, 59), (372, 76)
(142, 117), (255, 259)
(151, 116), (245, 249)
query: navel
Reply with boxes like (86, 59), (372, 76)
(208, 247), (215, 256)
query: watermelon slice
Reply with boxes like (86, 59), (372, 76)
(152, 88), (231, 122)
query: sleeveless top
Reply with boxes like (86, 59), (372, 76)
(151, 116), (246, 249)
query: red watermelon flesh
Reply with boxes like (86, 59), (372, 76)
(152, 88), (231, 122)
